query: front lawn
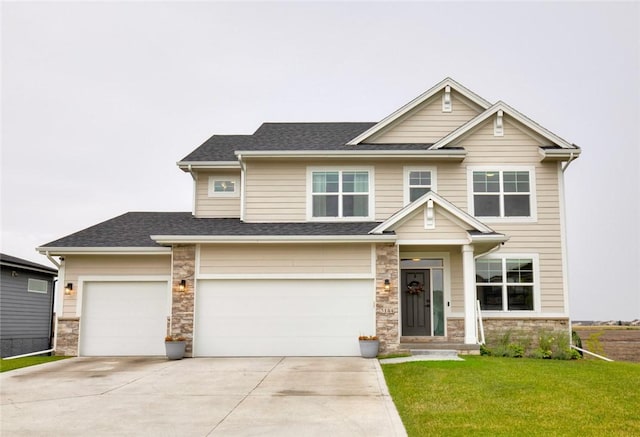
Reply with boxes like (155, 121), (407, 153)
(0, 356), (69, 373)
(382, 356), (640, 436)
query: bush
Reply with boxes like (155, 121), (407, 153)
(484, 329), (580, 360)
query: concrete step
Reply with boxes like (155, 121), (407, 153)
(400, 343), (481, 355)
(410, 349), (459, 358)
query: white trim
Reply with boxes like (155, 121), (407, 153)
(442, 85), (452, 112)
(432, 101), (575, 150)
(371, 190), (494, 235)
(474, 252), (541, 314)
(396, 239), (471, 245)
(346, 77), (491, 145)
(403, 166), (438, 205)
(462, 244), (477, 344)
(306, 166), (375, 221)
(37, 247), (171, 255)
(75, 275), (171, 318)
(466, 165), (538, 223)
(493, 110), (504, 136)
(239, 154), (246, 221)
(558, 162), (571, 318)
(178, 161), (240, 169)
(197, 273), (376, 280)
(152, 235), (395, 244)
(540, 147), (582, 161)
(208, 176), (240, 198)
(234, 150), (466, 159)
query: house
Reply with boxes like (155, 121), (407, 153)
(1, 253), (57, 357)
(38, 78), (580, 357)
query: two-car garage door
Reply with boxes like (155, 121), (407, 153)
(194, 279), (374, 356)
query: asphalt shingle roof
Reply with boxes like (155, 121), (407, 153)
(40, 212), (384, 248)
(0, 253), (58, 273)
(180, 122), (436, 162)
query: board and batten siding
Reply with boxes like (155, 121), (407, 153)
(195, 170), (241, 218)
(369, 91), (483, 144)
(199, 244), (373, 275)
(62, 255), (171, 316)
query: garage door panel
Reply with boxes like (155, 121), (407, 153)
(195, 279), (374, 357)
(80, 281), (168, 356)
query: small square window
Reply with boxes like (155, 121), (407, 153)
(28, 278), (48, 294)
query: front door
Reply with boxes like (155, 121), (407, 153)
(401, 270), (431, 336)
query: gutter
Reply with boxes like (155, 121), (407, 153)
(45, 251), (61, 269)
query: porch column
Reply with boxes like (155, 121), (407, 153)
(461, 244), (477, 344)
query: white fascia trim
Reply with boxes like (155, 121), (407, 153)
(36, 247), (171, 255)
(234, 150), (466, 159)
(346, 77), (492, 145)
(0, 262), (57, 275)
(150, 235), (397, 244)
(396, 239), (471, 245)
(197, 273), (375, 280)
(469, 234), (509, 243)
(539, 148), (582, 160)
(432, 101), (575, 150)
(177, 161), (240, 170)
(371, 191), (494, 234)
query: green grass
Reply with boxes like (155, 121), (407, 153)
(382, 356), (640, 436)
(0, 356), (70, 373)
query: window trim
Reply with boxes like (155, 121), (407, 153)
(475, 253), (540, 314)
(403, 166), (437, 205)
(306, 166), (375, 221)
(208, 176), (240, 198)
(467, 166), (537, 223)
(27, 278), (48, 294)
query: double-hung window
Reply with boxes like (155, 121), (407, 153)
(404, 167), (437, 204)
(476, 257), (536, 311)
(469, 167), (535, 220)
(310, 168), (372, 219)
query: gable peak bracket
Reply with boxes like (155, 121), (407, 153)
(425, 199), (436, 229)
(494, 110), (504, 137)
(442, 85), (452, 113)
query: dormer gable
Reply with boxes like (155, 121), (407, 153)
(347, 78), (491, 146)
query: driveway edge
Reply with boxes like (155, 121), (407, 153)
(373, 359), (407, 437)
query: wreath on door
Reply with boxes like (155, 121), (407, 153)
(407, 280), (424, 295)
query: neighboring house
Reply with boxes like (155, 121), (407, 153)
(0, 253), (57, 357)
(38, 78), (580, 357)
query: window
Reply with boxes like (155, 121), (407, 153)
(469, 167), (535, 220)
(309, 168), (372, 219)
(476, 257), (535, 311)
(404, 167), (437, 204)
(208, 176), (239, 197)
(27, 278), (48, 294)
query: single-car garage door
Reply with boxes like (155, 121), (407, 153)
(80, 281), (169, 356)
(195, 279), (374, 356)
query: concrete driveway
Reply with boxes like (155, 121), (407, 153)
(1, 357), (406, 436)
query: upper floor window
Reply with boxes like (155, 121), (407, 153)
(208, 176), (239, 197)
(468, 167), (536, 221)
(308, 168), (373, 220)
(404, 167), (437, 204)
(476, 257), (537, 311)
(27, 278), (48, 294)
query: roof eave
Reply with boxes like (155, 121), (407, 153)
(36, 247), (172, 255)
(539, 147), (582, 161)
(150, 235), (397, 244)
(233, 150), (467, 160)
(177, 161), (240, 171)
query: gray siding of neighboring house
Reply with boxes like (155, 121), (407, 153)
(0, 267), (55, 357)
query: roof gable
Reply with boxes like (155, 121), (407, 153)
(347, 78), (492, 146)
(431, 101), (578, 150)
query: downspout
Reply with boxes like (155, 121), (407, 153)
(561, 152), (577, 173)
(45, 251), (61, 269)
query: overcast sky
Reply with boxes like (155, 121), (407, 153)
(2, 1), (638, 321)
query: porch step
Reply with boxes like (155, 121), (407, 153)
(400, 342), (481, 355)
(410, 349), (460, 358)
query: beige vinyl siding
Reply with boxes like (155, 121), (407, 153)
(370, 92), (482, 144)
(394, 207), (469, 241)
(195, 170), (241, 218)
(62, 255), (171, 316)
(244, 161), (307, 222)
(199, 244), (372, 275)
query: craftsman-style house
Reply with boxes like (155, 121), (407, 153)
(38, 78), (580, 357)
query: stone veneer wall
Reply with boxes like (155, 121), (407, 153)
(375, 244), (400, 354)
(448, 317), (570, 347)
(55, 317), (79, 356)
(171, 244), (196, 356)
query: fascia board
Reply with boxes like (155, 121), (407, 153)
(0, 261), (57, 274)
(346, 77), (492, 146)
(177, 161), (240, 170)
(432, 101), (575, 150)
(539, 148), (582, 160)
(150, 235), (397, 244)
(36, 247), (172, 255)
(234, 150), (466, 159)
(469, 234), (509, 244)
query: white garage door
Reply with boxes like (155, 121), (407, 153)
(195, 279), (374, 357)
(80, 281), (169, 356)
